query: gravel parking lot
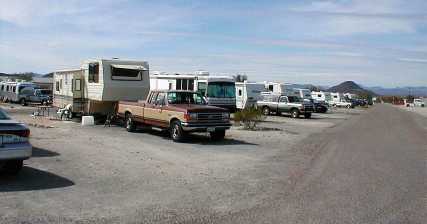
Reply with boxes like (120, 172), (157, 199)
(0, 103), (366, 223)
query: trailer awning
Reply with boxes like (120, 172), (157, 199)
(111, 64), (147, 70)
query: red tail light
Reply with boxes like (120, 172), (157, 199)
(19, 129), (30, 137)
(184, 113), (190, 122)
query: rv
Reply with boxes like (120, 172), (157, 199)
(53, 59), (150, 116)
(311, 91), (332, 104)
(235, 82), (265, 110)
(150, 71), (236, 112)
(0, 81), (40, 104)
(292, 88), (312, 102)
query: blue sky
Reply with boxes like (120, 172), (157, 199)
(0, 0), (426, 87)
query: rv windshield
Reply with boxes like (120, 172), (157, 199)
(167, 92), (206, 105)
(206, 82), (235, 98)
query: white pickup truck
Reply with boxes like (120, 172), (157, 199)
(413, 99), (425, 107)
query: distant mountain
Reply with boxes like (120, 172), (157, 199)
(366, 86), (427, 97)
(0, 72), (49, 81)
(327, 81), (376, 96)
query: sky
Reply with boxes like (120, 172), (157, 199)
(0, 0), (426, 87)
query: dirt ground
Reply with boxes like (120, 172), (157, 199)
(0, 103), (366, 223)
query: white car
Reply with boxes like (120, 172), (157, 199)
(331, 101), (353, 108)
(0, 108), (32, 174)
(413, 99), (425, 107)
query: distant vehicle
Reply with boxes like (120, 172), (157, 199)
(117, 90), (232, 142)
(0, 108), (32, 175)
(330, 92), (353, 108)
(310, 99), (328, 113)
(53, 59), (150, 116)
(150, 71), (236, 112)
(235, 81), (265, 110)
(413, 98), (425, 107)
(0, 82), (40, 104)
(311, 91), (332, 104)
(16, 87), (52, 106)
(257, 94), (314, 118)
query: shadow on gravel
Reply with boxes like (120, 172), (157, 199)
(32, 147), (60, 157)
(0, 167), (74, 192)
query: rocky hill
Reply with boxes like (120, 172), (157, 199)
(327, 81), (377, 96)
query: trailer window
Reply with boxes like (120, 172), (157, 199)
(0, 85), (3, 91)
(238, 89), (242, 96)
(176, 79), (193, 90)
(56, 81), (60, 91)
(12, 86), (16, 92)
(318, 94), (322, 97)
(89, 63), (99, 83)
(111, 66), (143, 81)
(6, 86), (9, 91)
(198, 82), (207, 96)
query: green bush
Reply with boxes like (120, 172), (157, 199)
(234, 107), (265, 130)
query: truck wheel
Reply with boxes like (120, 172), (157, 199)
(1, 160), (23, 175)
(20, 98), (27, 106)
(210, 130), (225, 141)
(170, 120), (185, 142)
(304, 113), (312, 119)
(291, 109), (300, 118)
(125, 113), (136, 132)
(262, 107), (270, 116)
(346, 104), (351, 109)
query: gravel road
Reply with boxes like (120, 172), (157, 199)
(1, 104), (425, 223)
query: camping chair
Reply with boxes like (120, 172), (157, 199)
(57, 104), (72, 120)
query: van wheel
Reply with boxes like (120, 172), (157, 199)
(125, 113), (135, 132)
(20, 98), (27, 106)
(170, 121), (185, 142)
(304, 113), (312, 119)
(291, 109), (300, 118)
(1, 160), (23, 175)
(262, 107), (270, 116)
(210, 130), (225, 141)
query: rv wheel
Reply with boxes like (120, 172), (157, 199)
(262, 107), (270, 116)
(20, 98), (27, 106)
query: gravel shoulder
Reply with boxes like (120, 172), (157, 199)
(0, 103), (367, 223)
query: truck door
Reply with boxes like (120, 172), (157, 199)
(153, 92), (169, 128)
(278, 96), (289, 113)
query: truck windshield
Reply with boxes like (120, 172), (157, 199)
(288, 96), (302, 103)
(207, 82), (235, 98)
(167, 92), (206, 105)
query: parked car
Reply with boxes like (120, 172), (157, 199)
(0, 108), (32, 174)
(117, 90), (232, 142)
(19, 88), (52, 106)
(413, 99), (425, 107)
(332, 101), (353, 108)
(257, 94), (314, 118)
(310, 99), (328, 113)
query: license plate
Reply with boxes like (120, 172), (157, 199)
(207, 127), (215, 132)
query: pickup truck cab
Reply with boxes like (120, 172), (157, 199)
(257, 94), (314, 118)
(117, 90), (232, 142)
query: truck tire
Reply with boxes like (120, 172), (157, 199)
(291, 109), (300, 118)
(125, 113), (136, 132)
(170, 120), (186, 142)
(20, 98), (27, 106)
(346, 104), (351, 109)
(262, 106), (270, 116)
(210, 130), (225, 141)
(304, 113), (312, 119)
(1, 160), (23, 175)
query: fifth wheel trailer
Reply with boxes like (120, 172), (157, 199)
(53, 59), (150, 116)
(235, 82), (266, 110)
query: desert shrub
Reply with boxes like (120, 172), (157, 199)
(234, 107), (265, 130)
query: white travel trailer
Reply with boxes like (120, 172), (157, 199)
(311, 91), (332, 103)
(150, 71), (236, 112)
(235, 81), (266, 110)
(263, 82), (305, 96)
(53, 59), (150, 115)
(0, 81), (39, 103)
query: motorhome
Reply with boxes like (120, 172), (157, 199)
(150, 71), (236, 112)
(53, 59), (150, 116)
(311, 91), (332, 103)
(0, 81), (40, 104)
(292, 88), (312, 102)
(235, 81), (265, 110)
